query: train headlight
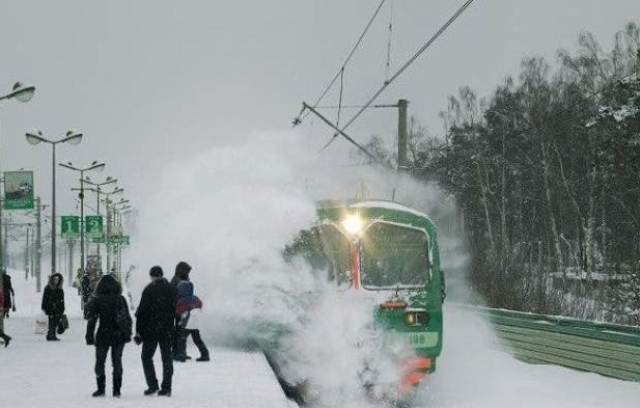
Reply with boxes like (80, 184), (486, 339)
(404, 311), (429, 326)
(342, 215), (363, 236)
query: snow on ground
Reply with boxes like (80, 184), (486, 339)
(1, 271), (294, 408)
(419, 305), (640, 408)
(3, 270), (640, 408)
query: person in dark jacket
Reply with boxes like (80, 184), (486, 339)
(135, 266), (176, 397)
(85, 274), (132, 397)
(0, 280), (11, 347)
(170, 261), (191, 360)
(2, 268), (14, 317)
(81, 269), (98, 309)
(41, 273), (65, 341)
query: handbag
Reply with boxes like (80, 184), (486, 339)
(57, 314), (69, 334)
(115, 297), (133, 338)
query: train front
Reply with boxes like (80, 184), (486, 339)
(317, 201), (445, 401)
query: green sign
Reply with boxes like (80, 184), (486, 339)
(4, 170), (34, 210)
(90, 236), (106, 244)
(109, 235), (130, 246)
(85, 216), (104, 238)
(61, 216), (80, 238)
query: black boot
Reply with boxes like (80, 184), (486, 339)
(113, 375), (122, 397)
(92, 376), (106, 397)
(144, 386), (159, 396)
(158, 388), (172, 397)
(1, 333), (10, 348)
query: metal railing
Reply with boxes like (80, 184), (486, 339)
(456, 304), (640, 382)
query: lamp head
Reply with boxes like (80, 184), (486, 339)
(62, 130), (83, 146)
(10, 82), (36, 103)
(25, 129), (45, 145)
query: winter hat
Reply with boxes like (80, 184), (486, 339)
(175, 261), (192, 279)
(149, 266), (164, 278)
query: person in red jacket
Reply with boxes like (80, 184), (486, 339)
(0, 279), (10, 347)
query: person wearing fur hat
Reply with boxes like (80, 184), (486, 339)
(41, 273), (65, 341)
(134, 266), (176, 397)
(174, 280), (210, 362)
(85, 274), (132, 397)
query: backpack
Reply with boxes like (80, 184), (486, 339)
(115, 296), (133, 339)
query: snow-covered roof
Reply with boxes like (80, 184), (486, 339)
(348, 200), (433, 221)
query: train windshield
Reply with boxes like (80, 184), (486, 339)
(360, 222), (429, 290)
(283, 225), (351, 288)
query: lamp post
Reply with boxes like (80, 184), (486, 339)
(111, 201), (131, 279)
(26, 130), (82, 277)
(101, 188), (123, 273)
(108, 198), (129, 275)
(82, 176), (117, 272)
(0, 82), (36, 272)
(58, 161), (105, 274)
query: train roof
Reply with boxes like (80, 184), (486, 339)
(315, 199), (438, 238)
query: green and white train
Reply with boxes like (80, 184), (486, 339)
(279, 199), (445, 402)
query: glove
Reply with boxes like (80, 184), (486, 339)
(85, 335), (95, 346)
(133, 334), (143, 345)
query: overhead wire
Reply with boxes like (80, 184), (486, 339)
(385, 0), (395, 83)
(316, 0), (477, 158)
(321, 68), (346, 151)
(335, 0), (477, 136)
(295, 0), (388, 125)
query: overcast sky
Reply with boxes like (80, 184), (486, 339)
(0, 0), (639, 217)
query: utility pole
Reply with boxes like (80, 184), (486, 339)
(106, 203), (111, 273)
(3, 223), (7, 267)
(36, 197), (42, 292)
(67, 239), (74, 282)
(397, 99), (408, 170)
(25, 225), (30, 280)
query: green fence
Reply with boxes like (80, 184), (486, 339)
(457, 304), (640, 382)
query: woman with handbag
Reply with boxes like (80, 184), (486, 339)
(85, 274), (132, 397)
(41, 273), (65, 341)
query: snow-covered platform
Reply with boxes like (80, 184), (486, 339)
(0, 317), (294, 408)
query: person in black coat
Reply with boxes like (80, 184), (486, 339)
(85, 274), (132, 397)
(41, 273), (65, 341)
(2, 268), (14, 317)
(135, 266), (176, 397)
(80, 269), (98, 309)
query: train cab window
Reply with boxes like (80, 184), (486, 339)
(283, 225), (351, 288)
(360, 222), (429, 290)
(316, 225), (351, 288)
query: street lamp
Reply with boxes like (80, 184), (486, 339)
(0, 82), (36, 103)
(58, 160), (105, 274)
(82, 176), (117, 271)
(0, 81), (36, 274)
(25, 129), (82, 285)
